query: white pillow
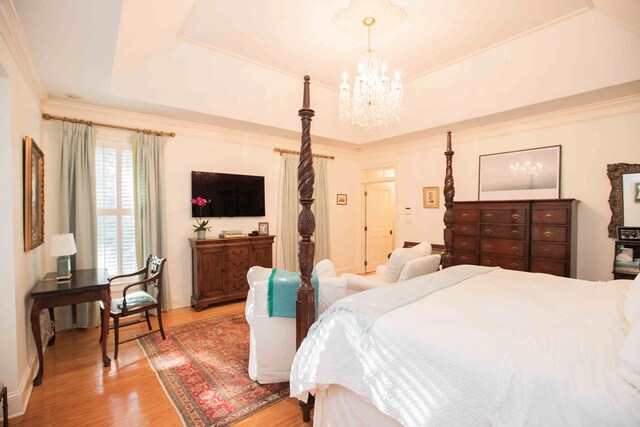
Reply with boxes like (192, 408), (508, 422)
(315, 259), (336, 278)
(383, 248), (421, 283)
(411, 242), (432, 256)
(624, 274), (640, 324)
(619, 317), (640, 390)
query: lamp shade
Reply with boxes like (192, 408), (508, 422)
(50, 233), (77, 257)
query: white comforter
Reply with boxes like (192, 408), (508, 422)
(290, 268), (640, 426)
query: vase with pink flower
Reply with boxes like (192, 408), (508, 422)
(191, 196), (212, 240)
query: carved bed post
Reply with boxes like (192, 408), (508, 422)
(296, 75), (316, 422)
(442, 131), (455, 269)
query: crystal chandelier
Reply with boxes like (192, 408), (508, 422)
(339, 17), (403, 129)
(510, 160), (543, 189)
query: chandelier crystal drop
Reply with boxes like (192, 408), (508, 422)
(339, 17), (403, 129)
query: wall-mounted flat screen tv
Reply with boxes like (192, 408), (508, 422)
(191, 171), (265, 217)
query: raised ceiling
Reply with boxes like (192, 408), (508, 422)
(12, 0), (640, 146)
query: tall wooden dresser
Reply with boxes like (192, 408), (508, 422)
(453, 199), (578, 277)
(190, 235), (274, 311)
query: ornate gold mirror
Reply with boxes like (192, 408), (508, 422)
(24, 136), (44, 250)
(607, 163), (640, 238)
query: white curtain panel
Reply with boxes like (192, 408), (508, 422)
(132, 133), (172, 310)
(277, 153), (331, 270)
(58, 122), (99, 329)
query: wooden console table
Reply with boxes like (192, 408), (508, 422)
(30, 268), (111, 386)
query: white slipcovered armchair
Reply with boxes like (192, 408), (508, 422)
(342, 242), (441, 295)
(245, 259), (347, 384)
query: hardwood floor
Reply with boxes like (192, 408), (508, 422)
(13, 301), (309, 426)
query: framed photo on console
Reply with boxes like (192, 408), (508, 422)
(617, 226), (640, 241)
(258, 222), (269, 236)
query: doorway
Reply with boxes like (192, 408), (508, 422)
(363, 171), (396, 273)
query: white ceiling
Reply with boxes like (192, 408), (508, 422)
(11, 0), (640, 146)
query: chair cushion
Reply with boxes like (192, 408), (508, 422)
(624, 274), (640, 324)
(111, 290), (156, 313)
(398, 254), (441, 281)
(411, 242), (432, 256)
(383, 248), (422, 283)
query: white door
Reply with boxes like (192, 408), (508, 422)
(365, 182), (395, 272)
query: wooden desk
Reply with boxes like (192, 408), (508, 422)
(30, 268), (111, 386)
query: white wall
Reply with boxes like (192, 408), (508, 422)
(0, 32), (44, 417)
(359, 97), (640, 281)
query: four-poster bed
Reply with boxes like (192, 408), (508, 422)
(291, 77), (639, 425)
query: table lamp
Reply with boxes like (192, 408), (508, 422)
(50, 233), (77, 280)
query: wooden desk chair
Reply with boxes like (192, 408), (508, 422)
(99, 255), (167, 359)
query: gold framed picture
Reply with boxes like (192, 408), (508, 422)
(336, 194), (347, 205)
(423, 187), (439, 209)
(24, 136), (45, 251)
(258, 222), (269, 236)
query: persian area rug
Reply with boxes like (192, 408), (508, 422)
(138, 312), (289, 426)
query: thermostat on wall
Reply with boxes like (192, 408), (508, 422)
(405, 207), (412, 215)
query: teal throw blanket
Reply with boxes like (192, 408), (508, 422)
(268, 268), (319, 318)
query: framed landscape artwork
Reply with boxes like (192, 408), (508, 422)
(478, 145), (561, 201)
(24, 136), (45, 251)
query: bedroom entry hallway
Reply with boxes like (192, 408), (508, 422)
(363, 167), (396, 273)
(12, 302), (307, 426)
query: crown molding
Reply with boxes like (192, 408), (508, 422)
(0, 0), (47, 101)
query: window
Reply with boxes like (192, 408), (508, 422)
(96, 138), (136, 275)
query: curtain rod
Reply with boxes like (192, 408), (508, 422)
(273, 147), (334, 160)
(42, 113), (176, 137)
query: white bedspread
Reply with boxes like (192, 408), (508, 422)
(290, 267), (640, 426)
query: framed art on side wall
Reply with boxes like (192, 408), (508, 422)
(479, 145), (561, 201)
(423, 187), (439, 208)
(24, 136), (45, 251)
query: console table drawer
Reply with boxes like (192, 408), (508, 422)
(454, 236), (477, 251)
(480, 255), (526, 271)
(453, 251), (478, 265)
(480, 224), (526, 240)
(531, 242), (567, 260)
(531, 226), (566, 243)
(227, 247), (249, 258)
(531, 259), (566, 276)
(480, 209), (526, 224)
(225, 269), (249, 293)
(480, 239), (526, 257)
(226, 257), (249, 270)
(454, 223), (477, 236)
(532, 209), (568, 225)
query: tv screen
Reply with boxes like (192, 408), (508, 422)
(191, 171), (265, 217)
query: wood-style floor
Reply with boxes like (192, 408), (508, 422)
(12, 301), (309, 426)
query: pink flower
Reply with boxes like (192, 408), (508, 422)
(191, 198), (197, 204)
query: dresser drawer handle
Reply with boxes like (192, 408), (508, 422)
(485, 229), (492, 235)
(482, 259), (492, 265)
(544, 213), (553, 218)
(460, 226), (468, 232)
(511, 213), (520, 219)
(461, 241), (468, 247)
(461, 256), (469, 262)
(509, 263), (519, 268)
(543, 266), (552, 271)
(461, 212), (468, 217)
(485, 213), (493, 218)
(544, 230), (553, 237)
(510, 246), (518, 252)
(543, 248), (552, 254)
(510, 230), (520, 236)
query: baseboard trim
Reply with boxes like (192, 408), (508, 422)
(171, 295), (192, 309)
(7, 350), (38, 418)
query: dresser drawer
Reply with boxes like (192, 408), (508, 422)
(454, 223), (477, 236)
(531, 226), (567, 243)
(480, 224), (526, 240)
(225, 269), (249, 293)
(454, 236), (477, 251)
(453, 251), (478, 265)
(479, 255), (526, 271)
(479, 209), (526, 224)
(227, 246), (249, 258)
(226, 257), (249, 270)
(530, 259), (566, 276)
(454, 208), (477, 222)
(532, 209), (568, 225)
(480, 239), (526, 257)
(531, 242), (567, 260)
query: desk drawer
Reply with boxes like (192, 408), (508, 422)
(480, 239), (526, 257)
(531, 259), (566, 276)
(453, 251), (478, 265)
(454, 236), (477, 251)
(480, 209), (526, 224)
(454, 223), (477, 237)
(531, 242), (567, 260)
(480, 255), (526, 271)
(480, 224), (526, 240)
(532, 209), (568, 225)
(531, 226), (567, 243)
